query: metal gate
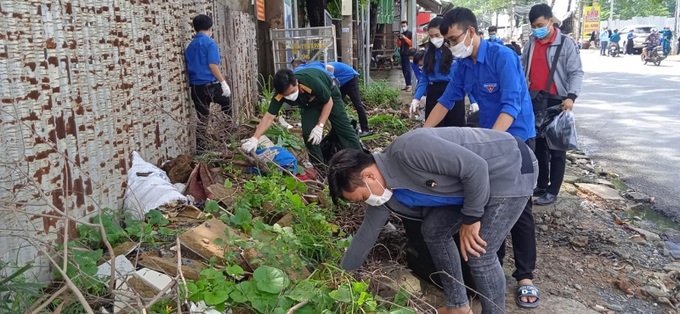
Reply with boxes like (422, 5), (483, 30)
(270, 26), (337, 70)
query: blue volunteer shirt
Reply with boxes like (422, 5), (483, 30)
(329, 62), (359, 86)
(414, 50), (477, 103)
(438, 40), (535, 141)
(185, 33), (220, 85)
(294, 61), (335, 79)
(488, 38), (505, 46)
(393, 189), (464, 208)
(410, 62), (423, 82)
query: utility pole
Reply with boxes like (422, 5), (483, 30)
(341, 0), (353, 65)
(608, 0), (614, 27)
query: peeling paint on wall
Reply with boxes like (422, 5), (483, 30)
(0, 0), (257, 279)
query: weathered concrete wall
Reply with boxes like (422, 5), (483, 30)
(0, 0), (257, 279)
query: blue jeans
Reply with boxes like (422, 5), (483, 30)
(421, 196), (529, 313)
(600, 41), (608, 55)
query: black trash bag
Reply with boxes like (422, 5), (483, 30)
(320, 119), (369, 164)
(537, 106), (563, 137)
(543, 111), (579, 151)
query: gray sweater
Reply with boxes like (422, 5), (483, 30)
(521, 29), (584, 101)
(340, 127), (538, 270)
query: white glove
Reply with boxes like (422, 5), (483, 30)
(220, 81), (231, 97)
(241, 137), (259, 153)
(470, 103), (479, 113)
(308, 125), (324, 145)
(410, 99), (420, 115)
(278, 116), (293, 129)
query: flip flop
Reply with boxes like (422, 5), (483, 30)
(516, 284), (540, 308)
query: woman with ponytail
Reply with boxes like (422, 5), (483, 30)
(409, 17), (473, 127)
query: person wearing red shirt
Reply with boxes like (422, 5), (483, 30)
(519, 3), (584, 308)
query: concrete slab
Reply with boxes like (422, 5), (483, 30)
(96, 255), (135, 279)
(575, 183), (624, 201)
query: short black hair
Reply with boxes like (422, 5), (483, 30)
(401, 20), (408, 25)
(413, 50), (426, 64)
(488, 25), (498, 33)
(290, 58), (307, 68)
(440, 7), (478, 36)
(529, 4), (553, 23)
(407, 48), (418, 56)
(192, 14), (213, 32)
(273, 69), (297, 94)
(328, 149), (376, 203)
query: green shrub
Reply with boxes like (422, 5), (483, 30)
(359, 81), (400, 109)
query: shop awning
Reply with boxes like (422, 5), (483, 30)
(417, 0), (442, 13)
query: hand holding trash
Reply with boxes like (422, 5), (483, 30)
(278, 116), (293, 129)
(544, 111), (579, 151)
(308, 125), (324, 145)
(241, 137), (259, 153)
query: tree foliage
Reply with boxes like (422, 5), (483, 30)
(597, 0), (674, 20)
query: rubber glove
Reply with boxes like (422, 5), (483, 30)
(470, 103), (479, 113)
(220, 81), (231, 97)
(410, 99), (420, 115)
(241, 137), (259, 153)
(308, 125), (324, 145)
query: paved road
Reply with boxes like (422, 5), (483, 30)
(576, 50), (680, 222)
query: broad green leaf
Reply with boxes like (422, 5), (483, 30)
(352, 281), (368, 293)
(253, 266), (290, 294)
(286, 280), (316, 302)
(328, 285), (352, 303)
(204, 200), (220, 214)
(200, 268), (223, 281)
(145, 210), (169, 226)
(251, 294), (278, 313)
(230, 207), (252, 227)
(226, 265), (245, 277)
(224, 179), (234, 189)
(204, 289), (230, 306)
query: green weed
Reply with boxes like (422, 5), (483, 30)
(360, 81), (401, 109)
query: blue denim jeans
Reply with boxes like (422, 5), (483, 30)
(421, 196), (530, 314)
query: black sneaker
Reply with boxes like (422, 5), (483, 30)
(533, 188), (547, 197)
(358, 130), (371, 137)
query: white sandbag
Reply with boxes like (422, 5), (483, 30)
(123, 151), (187, 219)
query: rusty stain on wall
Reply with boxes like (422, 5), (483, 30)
(0, 0), (258, 279)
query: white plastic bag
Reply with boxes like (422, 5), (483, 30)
(544, 111), (579, 151)
(123, 151), (187, 219)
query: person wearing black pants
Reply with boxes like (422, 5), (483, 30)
(534, 100), (567, 199)
(396, 20), (413, 92)
(185, 14), (232, 153)
(339, 77), (370, 134)
(328, 61), (371, 136)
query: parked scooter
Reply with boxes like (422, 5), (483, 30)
(609, 43), (620, 57)
(641, 45), (666, 66)
(371, 54), (393, 71)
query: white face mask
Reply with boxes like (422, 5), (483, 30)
(430, 37), (444, 48)
(401, 26), (408, 32)
(364, 179), (392, 206)
(283, 88), (299, 101)
(450, 31), (474, 59)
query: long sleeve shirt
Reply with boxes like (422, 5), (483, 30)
(438, 40), (535, 141)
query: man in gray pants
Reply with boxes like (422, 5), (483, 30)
(328, 127), (537, 314)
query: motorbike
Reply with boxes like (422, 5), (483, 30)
(371, 54), (393, 71)
(609, 43), (620, 57)
(641, 45), (666, 66)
